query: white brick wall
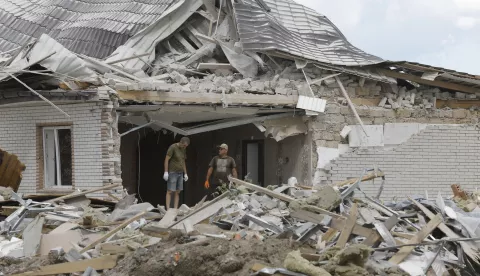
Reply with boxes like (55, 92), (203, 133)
(0, 102), (106, 194)
(325, 125), (480, 199)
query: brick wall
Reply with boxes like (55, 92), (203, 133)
(323, 125), (480, 199)
(0, 101), (120, 195)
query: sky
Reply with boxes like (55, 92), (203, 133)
(296, 0), (480, 74)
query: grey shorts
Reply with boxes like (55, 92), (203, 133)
(167, 172), (183, 191)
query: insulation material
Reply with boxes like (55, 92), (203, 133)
(348, 125), (384, 147)
(29, 34), (98, 82)
(262, 117), (307, 141)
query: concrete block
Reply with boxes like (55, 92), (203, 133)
(340, 126), (352, 138)
(453, 109), (468, 119)
(348, 125), (384, 147)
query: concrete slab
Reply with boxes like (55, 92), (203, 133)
(348, 125), (384, 147)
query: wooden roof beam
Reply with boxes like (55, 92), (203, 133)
(380, 69), (480, 94)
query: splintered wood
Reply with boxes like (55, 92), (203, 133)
(336, 203), (358, 247)
(389, 214), (442, 264)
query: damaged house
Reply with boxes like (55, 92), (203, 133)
(1, 0), (480, 206)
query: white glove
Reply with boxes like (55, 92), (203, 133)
(184, 174), (189, 182)
(163, 172), (169, 181)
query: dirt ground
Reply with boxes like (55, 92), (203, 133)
(105, 237), (298, 276)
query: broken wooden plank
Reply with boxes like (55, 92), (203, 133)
(11, 255), (118, 276)
(322, 228), (338, 242)
(336, 203), (358, 248)
(363, 214), (398, 246)
(99, 243), (130, 255)
(80, 211), (146, 253)
(332, 171), (385, 187)
(392, 232), (416, 240)
(373, 221), (397, 247)
(230, 177), (295, 203)
(408, 197), (480, 263)
(168, 192), (231, 228)
(436, 99), (480, 109)
(117, 91), (298, 106)
(290, 209), (379, 240)
(45, 183), (122, 203)
(380, 69), (480, 94)
(197, 63), (234, 70)
(155, 208), (178, 228)
(389, 214), (442, 264)
(171, 197), (233, 230)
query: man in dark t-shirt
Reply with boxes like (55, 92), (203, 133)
(205, 143), (237, 192)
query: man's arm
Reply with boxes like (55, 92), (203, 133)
(164, 155), (170, 172)
(183, 160), (187, 175)
(231, 158), (238, 178)
(206, 167), (213, 181)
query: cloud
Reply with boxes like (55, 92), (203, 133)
(456, 16), (478, 29)
(454, 0), (480, 10)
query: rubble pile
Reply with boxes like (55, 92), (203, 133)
(2, 171), (480, 275)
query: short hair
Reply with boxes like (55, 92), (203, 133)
(180, 137), (190, 145)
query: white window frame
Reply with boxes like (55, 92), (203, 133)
(43, 126), (72, 187)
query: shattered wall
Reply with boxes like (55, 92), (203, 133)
(0, 101), (120, 195)
(310, 90), (480, 199)
(324, 125), (480, 199)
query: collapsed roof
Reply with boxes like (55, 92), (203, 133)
(0, 0), (178, 59)
(0, 0), (382, 67)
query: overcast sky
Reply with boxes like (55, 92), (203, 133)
(296, 0), (480, 75)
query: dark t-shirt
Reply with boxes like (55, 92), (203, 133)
(209, 155), (236, 185)
(166, 143), (186, 172)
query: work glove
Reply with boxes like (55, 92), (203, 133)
(163, 172), (169, 181)
(204, 180), (210, 189)
(184, 174), (189, 182)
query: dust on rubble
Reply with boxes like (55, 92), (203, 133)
(104, 237), (296, 276)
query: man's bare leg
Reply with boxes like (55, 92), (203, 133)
(174, 191), (180, 209)
(166, 191), (172, 210)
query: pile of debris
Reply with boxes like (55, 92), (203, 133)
(1, 170), (480, 275)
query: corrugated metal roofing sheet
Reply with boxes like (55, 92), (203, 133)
(234, 0), (383, 66)
(0, 0), (178, 58)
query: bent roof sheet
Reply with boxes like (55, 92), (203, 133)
(0, 0), (178, 59)
(234, 0), (383, 66)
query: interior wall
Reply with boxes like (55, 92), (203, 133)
(279, 134), (308, 185)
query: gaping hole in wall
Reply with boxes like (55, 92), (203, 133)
(120, 121), (306, 207)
